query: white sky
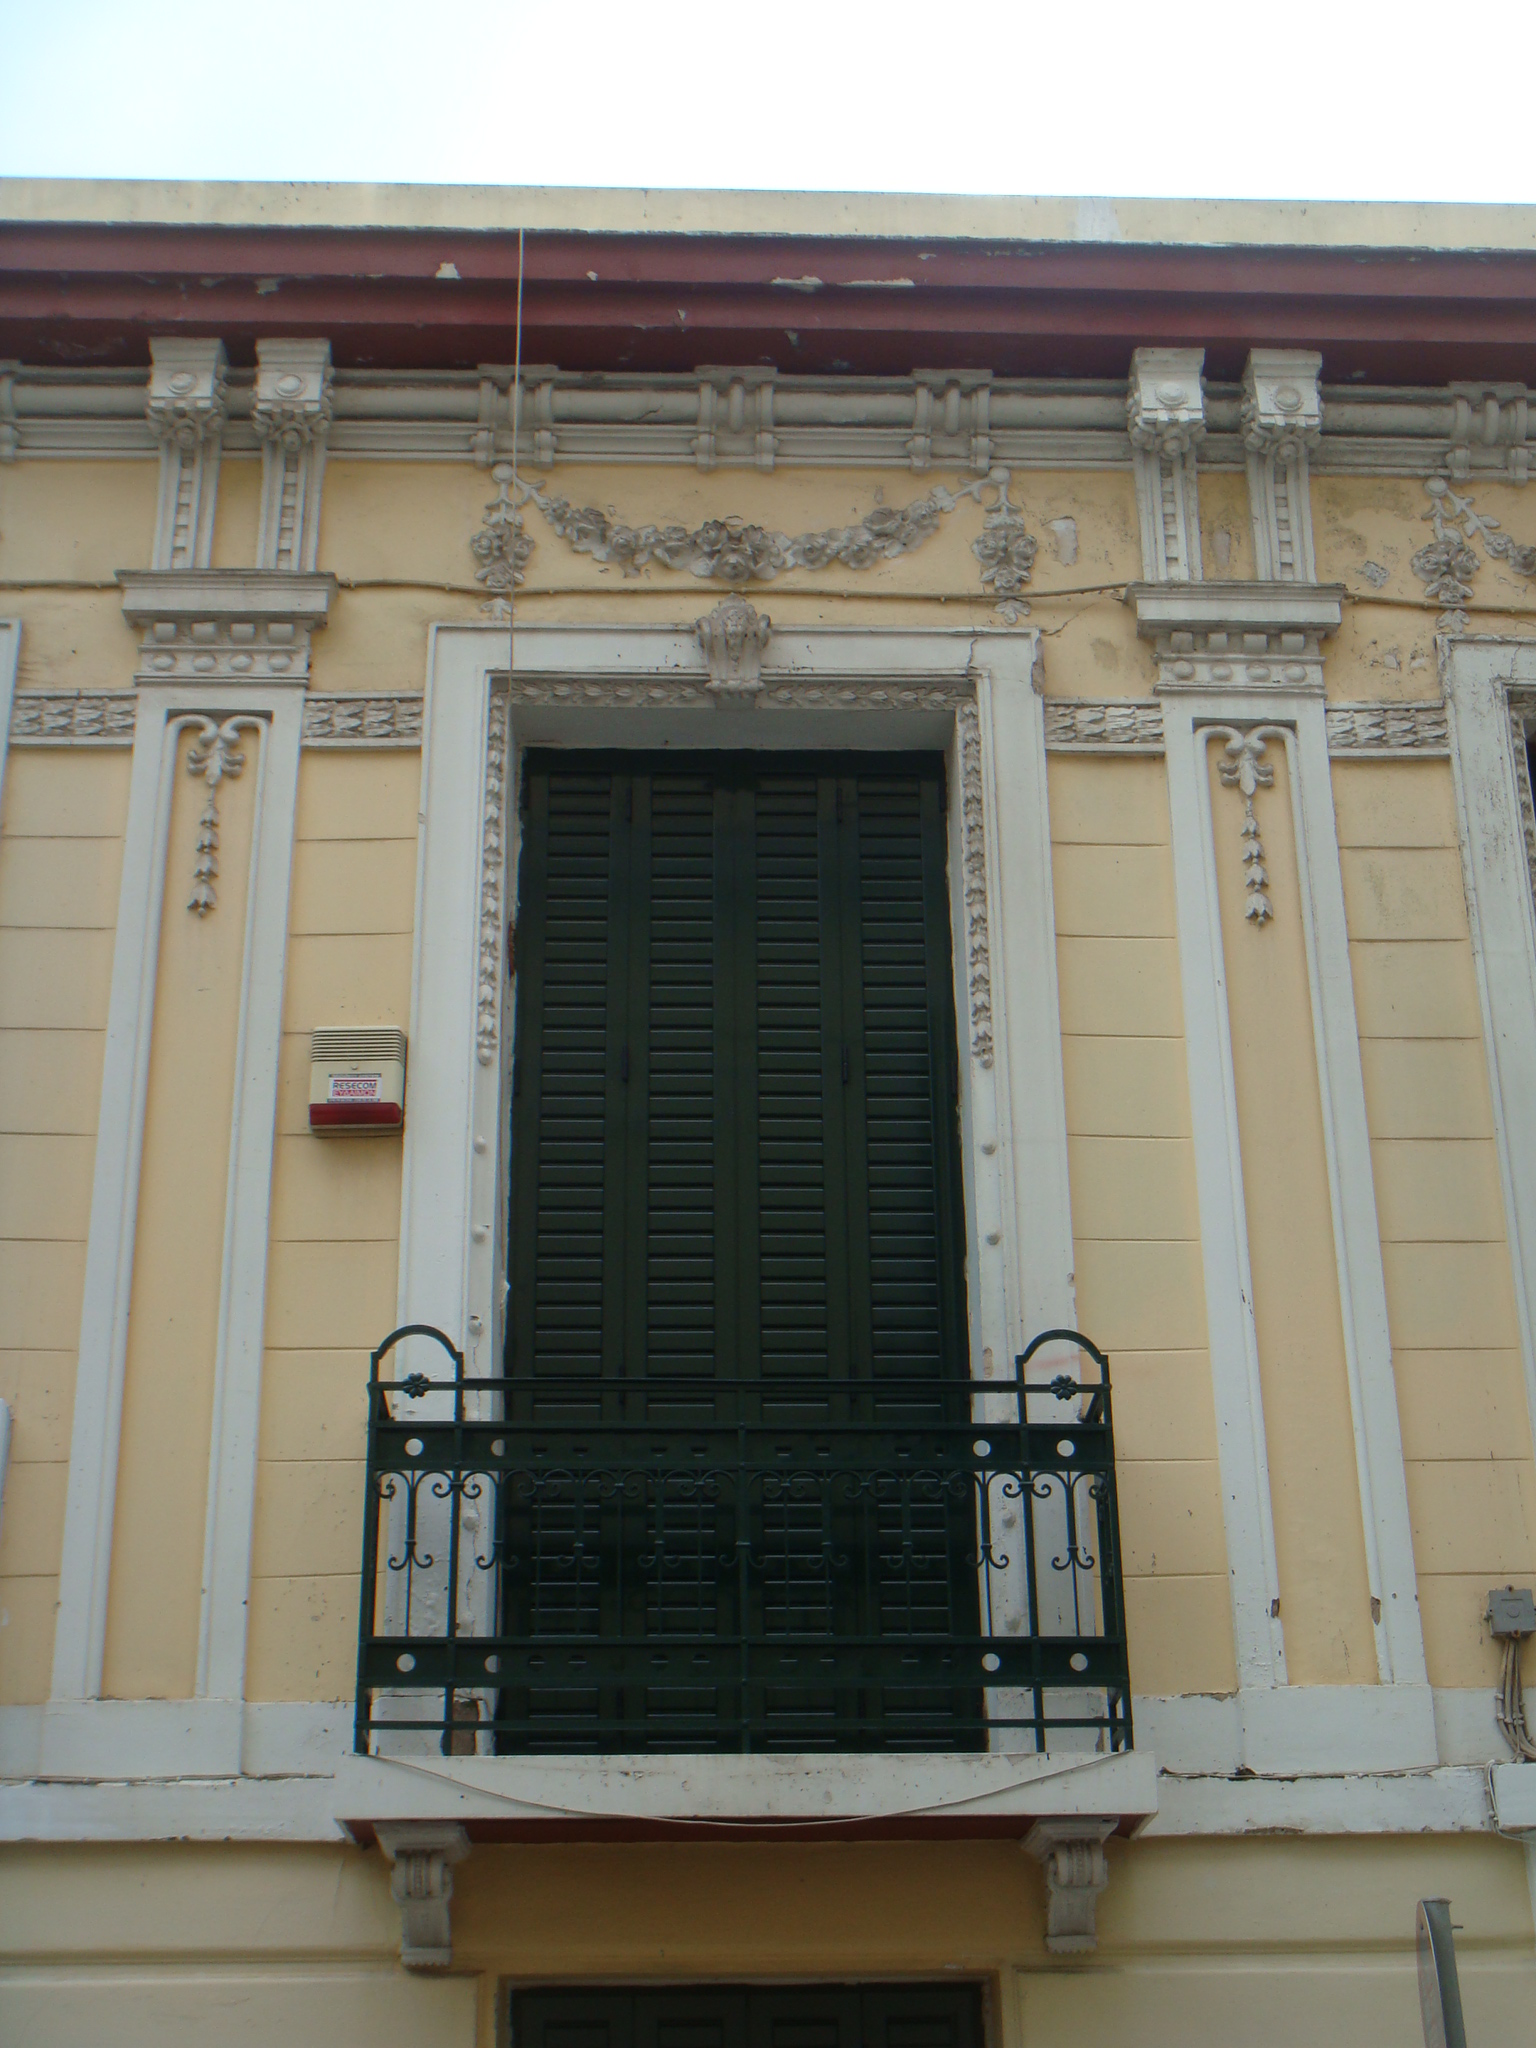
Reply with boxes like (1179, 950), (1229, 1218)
(0, 0), (1526, 206)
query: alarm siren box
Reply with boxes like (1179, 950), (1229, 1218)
(309, 1028), (407, 1134)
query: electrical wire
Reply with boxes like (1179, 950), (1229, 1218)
(1496, 1636), (1536, 1761)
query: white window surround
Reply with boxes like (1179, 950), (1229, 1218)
(398, 619), (1075, 1408)
(1442, 637), (1536, 1454)
(43, 679), (304, 1778)
(1142, 584), (1435, 1774)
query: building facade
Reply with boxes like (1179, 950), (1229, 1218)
(3, 182), (1536, 2042)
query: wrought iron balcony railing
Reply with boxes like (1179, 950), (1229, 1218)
(354, 1327), (1132, 1757)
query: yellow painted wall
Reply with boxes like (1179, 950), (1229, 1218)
(0, 746), (130, 1702)
(1045, 754), (1235, 1696)
(0, 458), (157, 689)
(1333, 759), (1536, 1687)
(246, 748), (419, 1701)
(0, 1835), (1530, 2048)
(1209, 737), (1376, 1683)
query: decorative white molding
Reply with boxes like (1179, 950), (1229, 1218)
(147, 338), (228, 572)
(1127, 347), (1206, 582)
(1242, 349), (1322, 583)
(1413, 477), (1536, 627)
(475, 685), (509, 1067)
(48, 682), (303, 1748)
(1214, 727), (1277, 922)
(117, 568), (334, 685)
(0, 619), (19, 826)
(695, 595), (771, 699)
(1023, 1820), (1115, 1954)
(184, 716), (245, 913)
(955, 702), (994, 1067)
(1148, 586), (1432, 1762)
(375, 1823), (470, 1970)
(7, 362), (1536, 482)
(1042, 699), (1163, 751)
(253, 339), (333, 574)
(1448, 383), (1530, 485)
(1442, 641), (1536, 1506)
(1325, 703), (1449, 754)
(8, 691), (137, 743)
(302, 694), (423, 746)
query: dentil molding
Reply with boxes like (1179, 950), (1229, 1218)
(1134, 581), (1345, 693)
(117, 569), (335, 685)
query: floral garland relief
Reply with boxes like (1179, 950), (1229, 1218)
(1412, 476), (1536, 629)
(470, 462), (1037, 619)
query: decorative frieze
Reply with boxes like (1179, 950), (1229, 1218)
(118, 570), (334, 685)
(9, 692), (137, 743)
(1242, 350), (1322, 583)
(1127, 348), (1206, 583)
(505, 468), (1034, 610)
(1043, 700), (1164, 751)
(254, 339), (333, 574)
(147, 338), (229, 573)
(302, 695), (423, 745)
(1325, 704), (1448, 753)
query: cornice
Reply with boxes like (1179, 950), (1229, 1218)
(117, 568), (334, 684)
(0, 369), (1527, 480)
(1130, 582), (1345, 640)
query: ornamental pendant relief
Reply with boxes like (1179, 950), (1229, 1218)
(185, 716), (246, 914)
(1215, 729), (1276, 924)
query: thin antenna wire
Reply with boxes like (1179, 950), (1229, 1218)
(509, 224), (525, 682)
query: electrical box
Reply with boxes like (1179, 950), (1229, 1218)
(309, 1028), (407, 1134)
(1487, 1586), (1536, 1639)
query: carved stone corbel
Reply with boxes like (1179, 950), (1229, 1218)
(147, 338), (229, 572)
(1024, 1819), (1115, 1954)
(253, 338), (333, 573)
(696, 596), (771, 700)
(375, 1822), (470, 1970)
(1242, 350), (1323, 583)
(1127, 347), (1206, 583)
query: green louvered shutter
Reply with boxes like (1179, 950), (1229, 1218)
(505, 753), (974, 1750)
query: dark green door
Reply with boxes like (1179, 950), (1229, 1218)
(504, 753), (977, 1750)
(512, 1983), (984, 2048)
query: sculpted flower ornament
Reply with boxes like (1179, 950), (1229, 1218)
(1412, 475), (1536, 623)
(502, 467), (1035, 612)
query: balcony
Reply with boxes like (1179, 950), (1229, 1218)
(354, 1327), (1132, 1760)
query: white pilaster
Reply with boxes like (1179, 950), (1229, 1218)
(1242, 350), (1323, 583)
(1442, 639), (1536, 1465)
(1143, 584), (1433, 1769)
(1127, 347), (1206, 582)
(48, 680), (303, 1771)
(0, 618), (19, 827)
(147, 338), (228, 572)
(254, 339), (333, 574)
